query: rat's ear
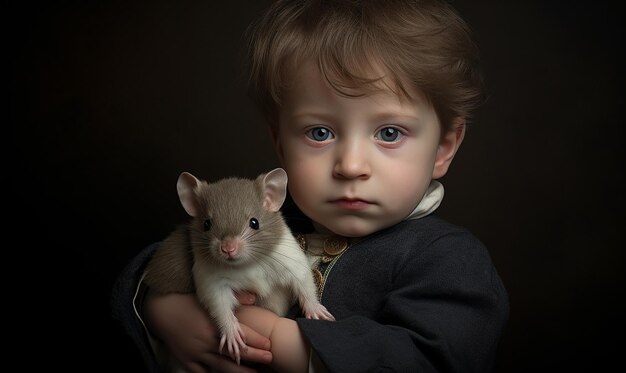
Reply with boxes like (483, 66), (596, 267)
(432, 118), (466, 179)
(177, 172), (202, 217)
(261, 168), (288, 212)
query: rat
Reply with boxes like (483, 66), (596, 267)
(143, 167), (335, 366)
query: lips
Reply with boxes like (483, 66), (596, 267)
(330, 197), (373, 210)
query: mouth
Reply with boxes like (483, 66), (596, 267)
(329, 197), (373, 210)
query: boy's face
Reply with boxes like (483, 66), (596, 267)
(275, 63), (459, 237)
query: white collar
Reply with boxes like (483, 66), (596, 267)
(405, 180), (444, 220)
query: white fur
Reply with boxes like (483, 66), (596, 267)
(192, 230), (332, 364)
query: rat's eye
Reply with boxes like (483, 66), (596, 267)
(203, 218), (212, 231)
(249, 218), (259, 230)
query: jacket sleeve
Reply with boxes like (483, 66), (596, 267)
(110, 242), (162, 373)
(296, 231), (509, 373)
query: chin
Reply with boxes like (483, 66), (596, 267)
(324, 219), (380, 238)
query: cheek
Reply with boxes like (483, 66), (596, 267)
(285, 173), (323, 223)
(407, 139), (439, 175)
(280, 152), (328, 215)
(382, 169), (426, 202)
(379, 146), (437, 202)
(391, 140), (438, 172)
(284, 161), (322, 199)
(281, 139), (325, 176)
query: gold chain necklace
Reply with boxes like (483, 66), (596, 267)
(295, 233), (352, 299)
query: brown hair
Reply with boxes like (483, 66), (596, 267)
(245, 0), (485, 132)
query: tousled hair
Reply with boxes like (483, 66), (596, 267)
(245, 0), (485, 132)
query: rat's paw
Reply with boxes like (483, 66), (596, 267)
(218, 322), (247, 365)
(303, 301), (335, 321)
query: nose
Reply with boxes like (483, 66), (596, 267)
(332, 139), (371, 180)
(220, 236), (240, 258)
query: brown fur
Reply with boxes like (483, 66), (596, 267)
(143, 225), (195, 294)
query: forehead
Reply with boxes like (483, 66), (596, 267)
(285, 58), (412, 98)
(280, 62), (434, 120)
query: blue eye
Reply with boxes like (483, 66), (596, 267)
(376, 127), (402, 142)
(306, 127), (333, 142)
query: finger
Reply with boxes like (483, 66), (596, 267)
(234, 291), (257, 305)
(239, 346), (273, 365)
(198, 353), (258, 373)
(234, 325), (271, 364)
(239, 324), (271, 351)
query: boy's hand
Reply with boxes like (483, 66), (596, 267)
(144, 292), (272, 373)
(235, 306), (310, 373)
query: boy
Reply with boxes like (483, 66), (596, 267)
(112, 0), (509, 372)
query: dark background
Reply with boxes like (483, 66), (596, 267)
(8, 0), (624, 372)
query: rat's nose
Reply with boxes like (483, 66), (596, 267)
(221, 237), (240, 258)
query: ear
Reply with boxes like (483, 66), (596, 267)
(432, 118), (466, 179)
(177, 172), (202, 217)
(260, 168), (288, 212)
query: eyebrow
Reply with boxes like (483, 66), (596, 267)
(290, 111), (421, 123)
(289, 111), (336, 122)
(369, 113), (421, 123)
